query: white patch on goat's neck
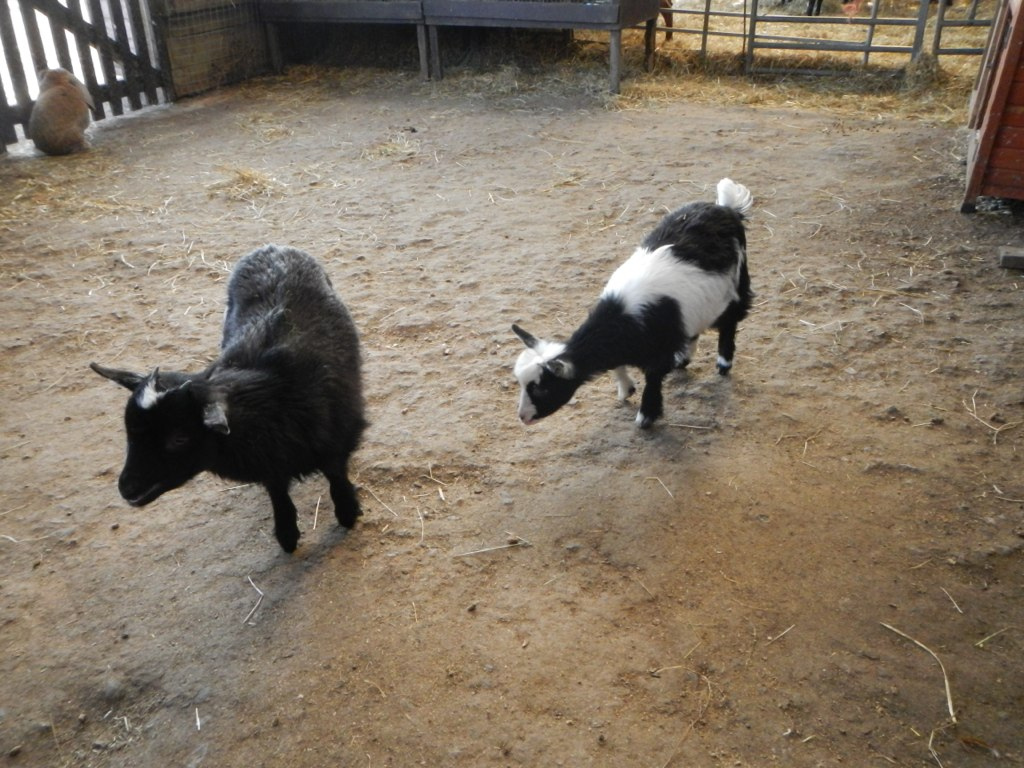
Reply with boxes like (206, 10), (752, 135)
(135, 379), (163, 410)
(602, 246), (739, 338)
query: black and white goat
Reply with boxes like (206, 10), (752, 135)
(513, 178), (753, 429)
(91, 245), (367, 553)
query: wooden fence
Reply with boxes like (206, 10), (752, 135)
(0, 0), (170, 152)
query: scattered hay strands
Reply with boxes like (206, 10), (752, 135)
(974, 627), (1011, 648)
(645, 476), (675, 499)
(205, 166), (288, 204)
(880, 622), (957, 725)
(454, 533), (533, 557)
(243, 576), (264, 625)
(361, 131), (422, 161)
(0, 167), (149, 226)
(962, 389), (1021, 445)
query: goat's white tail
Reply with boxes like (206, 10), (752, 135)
(716, 178), (753, 215)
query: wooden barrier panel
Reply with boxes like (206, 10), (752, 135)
(0, 0), (170, 152)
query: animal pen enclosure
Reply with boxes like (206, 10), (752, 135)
(0, 0), (1000, 152)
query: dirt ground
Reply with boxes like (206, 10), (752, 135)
(1, 57), (1022, 768)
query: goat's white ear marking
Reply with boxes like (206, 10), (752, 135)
(135, 369), (163, 410)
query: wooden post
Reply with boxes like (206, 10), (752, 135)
(266, 22), (284, 73)
(429, 25), (442, 79)
(745, 0), (759, 74)
(910, 0), (930, 62)
(609, 28), (621, 93)
(417, 23), (429, 80)
(644, 17), (655, 71)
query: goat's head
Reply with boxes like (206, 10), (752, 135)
(91, 363), (228, 506)
(511, 324), (580, 425)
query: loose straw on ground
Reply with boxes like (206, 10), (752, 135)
(454, 534), (532, 557)
(365, 486), (397, 517)
(645, 476), (674, 499)
(767, 624), (796, 645)
(963, 389), (1021, 445)
(880, 622), (956, 724)
(243, 576), (264, 625)
(975, 627), (1011, 648)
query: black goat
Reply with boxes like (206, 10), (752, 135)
(92, 245), (367, 553)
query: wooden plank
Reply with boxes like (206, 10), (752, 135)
(87, 0), (124, 115)
(21, 0), (50, 73)
(105, 0), (143, 109)
(1002, 104), (1024, 126)
(260, 0), (424, 22)
(977, 181), (1024, 200)
(983, 164), (1024, 188)
(423, 0), (625, 27)
(65, 0), (106, 119)
(1008, 78), (1024, 104)
(124, 0), (160, 104)
(0, 0), (32, 124)
(989, 144), (1024, 169)
(966, 0), (1007, 128)
(0, 68), (18, 147)
(994, 124), (1024, 147)
(149, 0), (175, 100)
(47, 4), (75, 70)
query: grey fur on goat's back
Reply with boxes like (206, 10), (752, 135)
(217, 244), (365, 431)
(91, 244), (367, 554)
(224, 245), (349, 345)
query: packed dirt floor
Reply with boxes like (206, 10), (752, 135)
(1, 50), (1022, 768)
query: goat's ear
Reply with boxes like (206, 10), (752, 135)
(90, 362), (146, 391)
(512, 324), (539, 350)
(202, 394), (231, 435)
(546, 357), (575, 379)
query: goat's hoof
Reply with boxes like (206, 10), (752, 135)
(716, 357), (733, 376)
(335, 502), (362, 529)
(275, 528), (300, 553)
(635, 412), (656, 429)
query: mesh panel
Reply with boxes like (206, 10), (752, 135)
(162, 0), (270, 96)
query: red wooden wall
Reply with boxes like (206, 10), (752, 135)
(962, 0), (1024, 211)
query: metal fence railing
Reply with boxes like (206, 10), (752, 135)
(650, 0), (996, 74)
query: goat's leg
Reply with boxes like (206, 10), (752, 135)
(674, 335), (699, 369)
(267, 482), (301, 553)
(716, 324), (737, 374)
(714, 302), (745, 375)
(613, 366), (636, 400)
(326, 461), (362, 529)
(636, 358), (673, 428)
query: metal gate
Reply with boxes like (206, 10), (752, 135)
(0, 0), (170, 152)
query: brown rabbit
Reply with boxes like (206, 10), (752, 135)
(28, 68), (95, 156)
